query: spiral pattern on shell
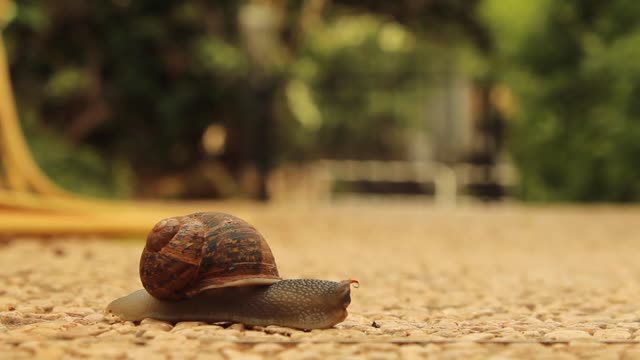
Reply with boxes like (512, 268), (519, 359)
(139, 212), (281, 300)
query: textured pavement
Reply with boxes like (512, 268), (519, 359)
(2, 203), (640, 359)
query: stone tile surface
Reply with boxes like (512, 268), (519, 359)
(1, 203), (640, 358)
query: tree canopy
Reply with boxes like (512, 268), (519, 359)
(483, 0), (640, 201)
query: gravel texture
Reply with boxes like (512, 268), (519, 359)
(1, 203), (640, 359)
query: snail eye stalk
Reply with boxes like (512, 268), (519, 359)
(347, 279), (360, 288)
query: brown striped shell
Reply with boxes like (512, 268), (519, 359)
(139, 212), (281, 300)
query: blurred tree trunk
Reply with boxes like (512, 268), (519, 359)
(252, 80), (278, 201)
(239, 0), (287, 201)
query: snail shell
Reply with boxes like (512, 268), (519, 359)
(140, 212), (281, 300)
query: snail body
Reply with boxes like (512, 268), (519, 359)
(107, 279), (353, 329)
(107, 212), (357, 330)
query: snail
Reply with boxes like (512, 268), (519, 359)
(106, 212), (359, 330)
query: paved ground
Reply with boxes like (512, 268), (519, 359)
(2, 202), (640, 359)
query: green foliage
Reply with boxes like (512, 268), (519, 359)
(5, 1), (478, 197)
(281, 15), (452, 161)
(194, 36), (247, 76)
(483, 0), (640, 202)
(6, 1), (246, 196)
(21, 110), (133, 198)
(44, 67), (87, 99)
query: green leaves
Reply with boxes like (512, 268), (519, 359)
(486, 1), (640, 201)
(282, 15), (451, 160)
(194, 36), (247, 76)
(44, 67), (86, 99)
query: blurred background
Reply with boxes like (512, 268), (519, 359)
(2, 0), (640, 207)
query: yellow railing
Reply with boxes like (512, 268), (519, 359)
(0, 3), (235, 237)
(0, 37), (71, 196)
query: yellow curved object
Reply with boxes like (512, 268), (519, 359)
(0, 10), (238, 237)
(0, 36), (71, 196)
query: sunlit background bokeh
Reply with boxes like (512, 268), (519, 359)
(2, 0), (640, 209)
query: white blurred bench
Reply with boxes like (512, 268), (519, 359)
(317, 160), (458, 205)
